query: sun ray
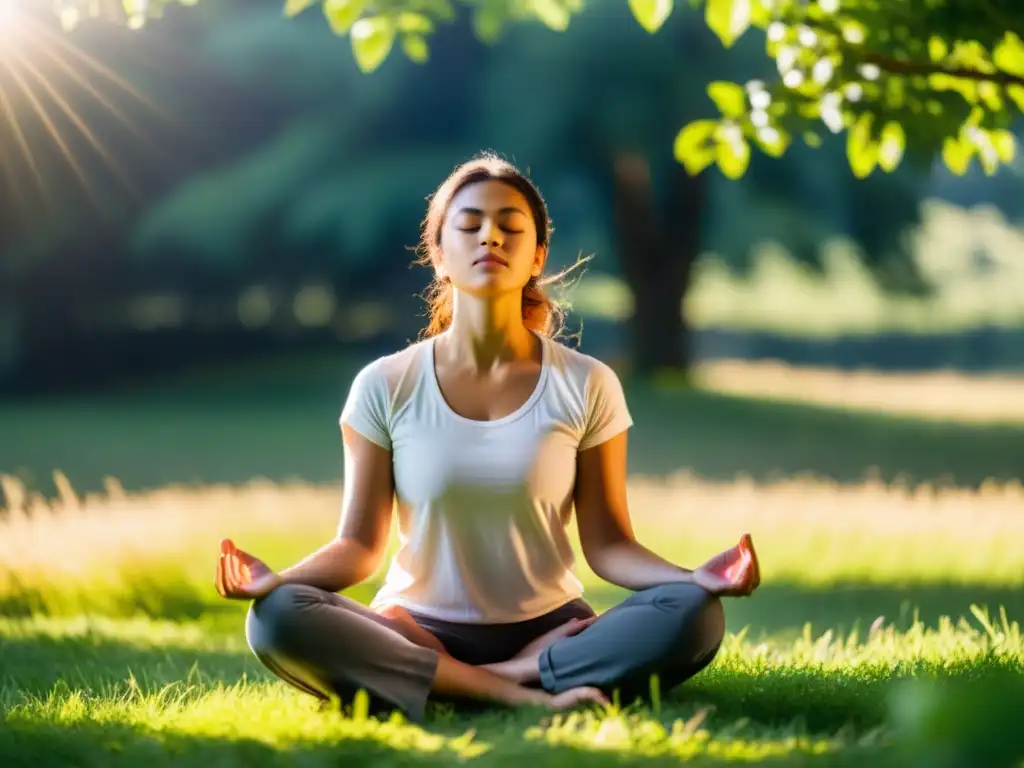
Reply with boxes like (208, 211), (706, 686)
(19, 25), (175, 164)
(0, 73), (48, 206)
(0, 55), (96, 205)
(24, 14), (177, 127)
(8, 46), (140, 199)
(0, 136), (30, 226)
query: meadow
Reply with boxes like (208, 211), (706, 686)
(4, 354), (1024, 766)
(3, 471), (1024, 767)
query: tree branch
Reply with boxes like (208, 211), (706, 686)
(860, 51), (1024, 90)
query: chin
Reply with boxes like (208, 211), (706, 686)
(459, 279), (526, 300)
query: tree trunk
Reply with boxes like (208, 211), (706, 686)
(609, 152), (705, 378)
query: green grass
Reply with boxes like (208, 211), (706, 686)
(3, 610), (1022, 767)
(5, 353), (1024, 499)
(3, 472), (1024, 766)
(4, 357), (1024, 765)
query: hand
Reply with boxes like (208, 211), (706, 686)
(215, 538), (281, 600)
(692, 533), (761, 597)
(546, 686), (610, 711)
(514, 615), (599, 660)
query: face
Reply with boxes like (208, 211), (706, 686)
(436, 179), (546, 298)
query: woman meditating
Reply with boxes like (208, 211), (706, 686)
(214, 152), (761, 722)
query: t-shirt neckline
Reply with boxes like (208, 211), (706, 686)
(426, 331), (550, 427)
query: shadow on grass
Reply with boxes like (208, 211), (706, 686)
(0, 580), (220, 623)
(0, 716), (883, 768)
(580, 581), (1024, 640)
(4, 364), (1024, 498)
(679, 656), (1024, 735)
(0, 631), (267, 699)
(627, 384), (1024, 488)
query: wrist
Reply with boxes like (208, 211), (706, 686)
(484, 656), (538, 685)
(508, 686), (549, 708)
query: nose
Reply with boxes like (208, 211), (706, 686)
(480, 219), (503, 247)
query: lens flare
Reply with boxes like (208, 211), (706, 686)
(0, 0), (183, 238)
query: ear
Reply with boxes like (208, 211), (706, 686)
(531, 245), (547, 278)
(434, 254), (446, 280)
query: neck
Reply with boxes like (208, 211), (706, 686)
(443, 290), (535, 371)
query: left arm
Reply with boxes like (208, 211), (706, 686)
(574, 430), (696, 591)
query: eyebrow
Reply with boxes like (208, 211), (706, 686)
(456, 207), (528, 216)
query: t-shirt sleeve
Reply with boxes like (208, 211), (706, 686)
(339, 361), (392, 450)
(579, 360), (634, 451)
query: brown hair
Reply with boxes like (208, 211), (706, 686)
(415, 151), (589, 340)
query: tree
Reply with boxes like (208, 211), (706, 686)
(464, 5), (764, 373)
(59, 0), (1022, 181)
(126, 1), (928, 377)
(44, 0), (1007, 381)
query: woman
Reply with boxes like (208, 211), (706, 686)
(215, 152), (760, 723)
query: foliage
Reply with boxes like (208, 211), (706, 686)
(60, 0), (1024, 181)
(674, 0), (1024, 182)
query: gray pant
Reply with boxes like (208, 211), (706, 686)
(246, 581), (725, 722)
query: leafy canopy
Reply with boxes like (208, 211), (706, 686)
(59, 0), (1023, 179)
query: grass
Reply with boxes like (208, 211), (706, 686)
(5, 356), (1024, 501)
(3, 356), (1024, 765)
(694, 360), (1024, 425)
(3, 473), (1024, 766)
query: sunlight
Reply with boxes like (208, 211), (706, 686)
(0, 0), (22, 41)
(0, 0), (172, 226)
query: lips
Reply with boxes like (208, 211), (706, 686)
(473, 253), (508, 267)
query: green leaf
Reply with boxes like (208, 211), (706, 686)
(993, 32), (1024, 77)
(803, 132), (823, 148)
(715, 130), (750, 179)
(417, 0), (456, 21)
(283, 0), (318, 18)
(1008, 85), (1024, 112)
(705, 0), (750, 48)
(978, 82), (1003, 111)
(529, 0), (570, 31)
(941, 135), (973, 176)
(878, 121), (905, 172)
(472, 5), (505, 42)
(979, 146), (999, 176)
(754, 126), (790, 158)
(323, 0), (367, 35)
(749, 0), (772, 26)
(846, 112), (877, 178)
(628, 0), (673, 34)
(350, 16), (396, 72)
(401, 33), (429, 63)
(397, 12), (434, 34)
(927, 36), (947, 62)
(707, 81), (746, 118)
(673, 119), (718, 175)
(992, 130), (1017, 164)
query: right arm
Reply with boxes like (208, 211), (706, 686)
(216, 424), (394, 599)
(274, 424), (395, 592)
(218, 357), (398, 599)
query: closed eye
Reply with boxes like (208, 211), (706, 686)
(457, 226), (524, 234)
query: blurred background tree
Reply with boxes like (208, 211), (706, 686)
(0, 0), (1021, 388)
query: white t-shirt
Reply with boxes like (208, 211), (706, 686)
(339, 332), (634, 624)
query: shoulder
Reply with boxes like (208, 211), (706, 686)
(543, 336), (625, 398)
(351, 339), (429, 395)
(340, 339), (431, 445)
(543, 337), (633, 450)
